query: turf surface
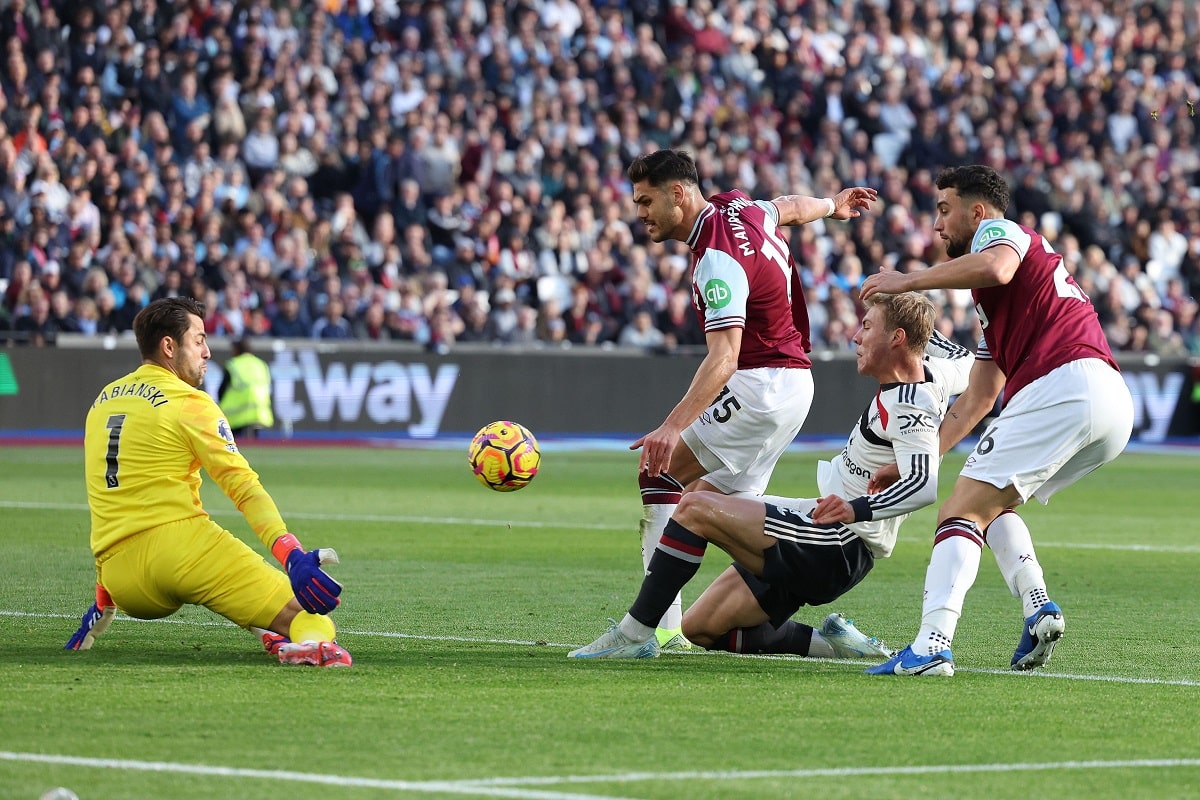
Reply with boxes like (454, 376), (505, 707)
(1, 444), (1198, 799)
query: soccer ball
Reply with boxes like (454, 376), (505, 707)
(468, 421), (541, 492)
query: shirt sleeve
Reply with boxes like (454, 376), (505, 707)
(179, 392), (288, 549)
(848, 387), (941, 522)
(972, 217), (1031, 259)
(693, 248), (750, 333)
(924, 328), (971, 362)
(755, 199), (780, 224)
(924, 330), (975, 396)
(975, 332), (992, 362)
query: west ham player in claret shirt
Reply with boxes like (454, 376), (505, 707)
(569, 293), (973, 663)
(571, 148), (877, 654)
(860, 165), (1134, 676)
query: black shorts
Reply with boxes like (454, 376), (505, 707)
(734, 503), (875, 628)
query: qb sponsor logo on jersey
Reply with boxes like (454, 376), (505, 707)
(977, 225), (1008, 246)
(703, 279), (732, 309)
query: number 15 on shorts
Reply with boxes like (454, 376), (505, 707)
(705, 386), (742, 424)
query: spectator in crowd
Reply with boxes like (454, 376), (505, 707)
(93, 288), (122, 335)
(617, 308), (666, 350)
(269, 290), (308, 338)
(657, 286), (704, 349)
(485, 287), (520, 342)
(48, 288), (80, 333)
(311, 295), (353, 340)
(12, 282), (55, 344)
(0, 0), (1195, 363)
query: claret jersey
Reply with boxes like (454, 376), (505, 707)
(968, 218), (1118, 404)
(84, 363), (288, 557)
(686, 190), (812, 370)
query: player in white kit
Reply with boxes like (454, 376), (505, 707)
(568, 292), (972, 660)
(594, 149), (878, 651)
(861, 165), (1134, 676)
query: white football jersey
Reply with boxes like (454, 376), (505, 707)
(818, 330), (974, 557)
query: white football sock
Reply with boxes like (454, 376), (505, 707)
(806, 631), (838, 659)
(913, 524), (983, 655)
(619, 613), (655, 642)
(986, 511), (1051, 617)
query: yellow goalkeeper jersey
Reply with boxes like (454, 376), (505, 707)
(84, 363), (288, 557)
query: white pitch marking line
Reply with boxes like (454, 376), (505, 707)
(0, 752), (632, 800)
(458, 758), (1200, 787)
(3, 751), (1200, 798)
(5, 610), (1200, 687)
(2, 499), (1198, 552)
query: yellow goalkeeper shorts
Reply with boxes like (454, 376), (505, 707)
(97, 517), (294, 630)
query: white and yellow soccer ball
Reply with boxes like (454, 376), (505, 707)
(468, 421), (541, 492)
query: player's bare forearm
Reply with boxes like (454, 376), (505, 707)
(772, 195), (836, 226)
(772, 187), (877, 226)
(924, 249), (1017, 289)
(637, 330), (739, 475)
(940, 401), (986, 455)
(666, 343), (738, 433)
(863, 248), (1018, 301)
(940, 360), (1005, 455)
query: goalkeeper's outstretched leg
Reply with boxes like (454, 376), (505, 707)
(260, 602), (353, 668)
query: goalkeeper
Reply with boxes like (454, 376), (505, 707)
(65, 297), (350, 668)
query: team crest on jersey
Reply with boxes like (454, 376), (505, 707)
(977, 225), (1008, 245)
(703, 279), (732, 308)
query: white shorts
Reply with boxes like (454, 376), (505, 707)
(962, 359), (1134, 504)
(680, 367), (814, 495)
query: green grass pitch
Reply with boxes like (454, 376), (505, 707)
(1, 443), (1198, 799)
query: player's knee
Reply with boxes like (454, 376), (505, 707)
(673, 492), (715, 529)
(937, 505), (995, 531)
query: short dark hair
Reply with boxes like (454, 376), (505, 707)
(627, 149), (699, 187)
(935, 165), (1010, 213)
(133, 297), (205, 360)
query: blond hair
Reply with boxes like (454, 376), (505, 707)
(864, 292), (935, 353)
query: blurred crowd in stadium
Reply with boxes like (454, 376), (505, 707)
(1, 0), (1198, 357)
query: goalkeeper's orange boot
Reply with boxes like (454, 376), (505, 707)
(250, 626), (290, 657)
(260, 631), (289, 657)
(278, 640), (353, 668)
